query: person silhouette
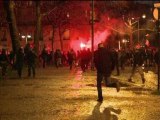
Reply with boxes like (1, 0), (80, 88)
(94, 43), (120, 102)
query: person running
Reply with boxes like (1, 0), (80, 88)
(128, 45), (146, 84)
(94, 43), (120, 103)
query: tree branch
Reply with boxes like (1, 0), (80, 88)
(106, 26), (127, 35)
(132, 28), (155, 33)
(42, 7), (57, 17)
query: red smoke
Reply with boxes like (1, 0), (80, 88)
(70, 29), (111, 51)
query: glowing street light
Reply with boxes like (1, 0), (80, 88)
(131, 14), (146, 43)
(27, 35), (31, 38)
(122, 39), (127, 43)
(21, 35), (25, 38)
(122, 39), (127, 48)
(142, 14), (146, 19)
(67, 12), (69, 18)
(21, 35), (32, 44)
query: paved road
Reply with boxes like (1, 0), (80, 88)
(0, 66), (160, 120)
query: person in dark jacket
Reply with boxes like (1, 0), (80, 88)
(26, 48), (37, 78)
(9, 50), (15, 65)
(94, 43), (120, 102)
(80, 48), (88, 72)
(67, 49), (75, 70)
(15, 48), (24, 78)
(111, 48), (120, 76)
(128, 46), (146, 84)
(54, 49), (62, 68)
(41, 47), (48, 68)
(0, 49), (9, 79)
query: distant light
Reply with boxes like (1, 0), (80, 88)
(67, 12), (69, 18)
(80, 43), (86, 48)
(27, 35), (31, 38)
(132, 17), (135, 20)
(21, 35), (25, 38)
(142, 14), (146, 19)
(122, 39), (127, 43)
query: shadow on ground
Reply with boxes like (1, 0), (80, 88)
(86, 77), (131, 88)
(87, 102), (121, 120)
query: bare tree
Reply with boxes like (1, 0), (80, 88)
(34, 1), (41, 55)
(45, 1), (70, 51)
(3, 0), (20, 53)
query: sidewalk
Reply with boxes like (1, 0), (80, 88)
(0, 66), (160, 120)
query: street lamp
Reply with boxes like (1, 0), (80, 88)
(131, 14), (146, 44)
(21, 34), (32, 44)
(142, 14), (146, 19)
(122, 39), (128, 48)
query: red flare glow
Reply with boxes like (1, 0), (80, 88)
(70, 29), (111, 51)
(80, 43), (86, 48)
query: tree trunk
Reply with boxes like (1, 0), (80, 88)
(58, 24), (63, 51)
(4, 0), (20, 53)
(52, 25), (55, 52)
(34, 1), (41, 55)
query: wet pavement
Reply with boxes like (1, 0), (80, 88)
(0, 66), (160, 120)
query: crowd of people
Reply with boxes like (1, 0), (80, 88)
(94, 43), (160, 102)
(0, 43), (93, 79)
(0, 42), (160, 102)
(39, 46), (92, 71)
(0, 45), (37, 79)
(0, 43), (159, 79)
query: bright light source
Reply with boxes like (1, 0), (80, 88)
(80, 43), (86, 48)
(142, 14), (146, 19)
(122, 39), (127, 43)
(21, 35), (25, 38)
(27, 35), (31, 38)
(67, 12), (69, 18)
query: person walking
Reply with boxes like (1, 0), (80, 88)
(111, 48), (120, 76)
(128, 45), (146, 84)
(15, 48), (24, 78)
(67, 49), (75, 70)
(0, 49), (9, 79)
(26, 48), (37, 78)
(41, 47), (48, 68)
(54, 49), (62, 68)
(94, 43), (120, 103)
(80, 48), (88, 72)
